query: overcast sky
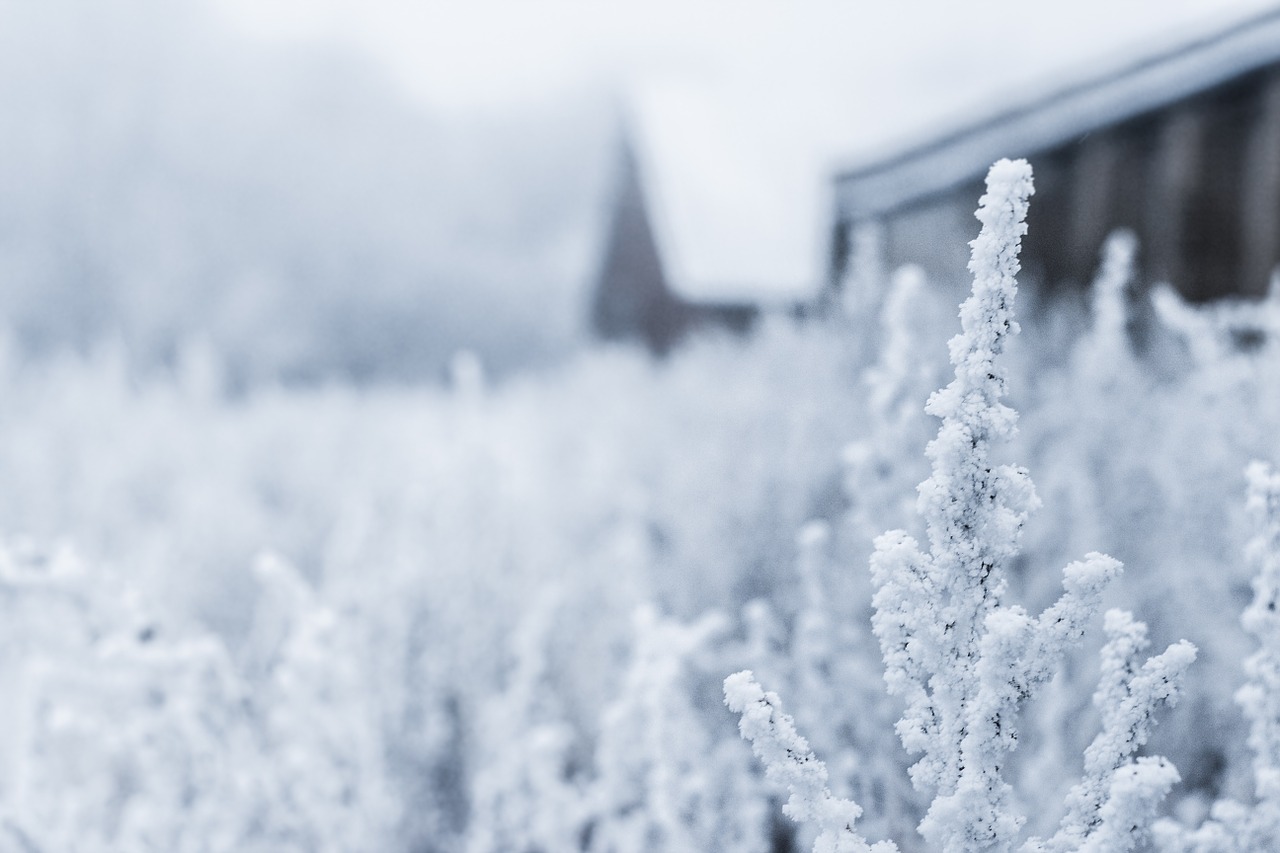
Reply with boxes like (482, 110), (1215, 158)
(211, 0), (1278, 124)
(206, 0), (1280, 301)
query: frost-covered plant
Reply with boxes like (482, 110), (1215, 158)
(589, 606), (769, 853)
(733, 523), (924, 850)
(1012, 230), (1157, 807)
(465, 590), (587, 853)
(1152, 277), (1280, 368)
(739, 595), (789, 693)
(728, 160), (1195, 853)
(789, 521), (924, 848)
(842, 264), (951, 550)
(1239, 462), (1280, 818)
(840, 220), (890, 366)
(0, 306), (874, 850)
(1097, 279), (1280, 796)
(0, 544), (408, 852)
(819, 263), (955, 846)
(244, 554), (399, 852)
(1029, 610), (1192, 853)
(1074, 229), (1140, 383)
(1153, 462), (1280, 852)
(1021, 229), (1146, 568)
(725, 671), (897, 853)
(0, 546), (264, 851)
(869, 158), (1193, 852)
(861, 264), (951, 435)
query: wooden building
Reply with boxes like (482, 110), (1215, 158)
(831, 8), (1280, 309)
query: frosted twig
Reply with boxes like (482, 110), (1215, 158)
(724, 671), (898, 853)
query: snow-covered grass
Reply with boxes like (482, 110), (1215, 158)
(1, 166), (1280, 850)
(0, 319), (864, 850)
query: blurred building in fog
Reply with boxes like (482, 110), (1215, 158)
(595, 7), (1280, 353)
(588, 77), (840, 353)
(831, 7), (1280, 308)
(590, 135), (758, 354)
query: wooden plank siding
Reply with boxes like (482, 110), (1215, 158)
(832, 11), (1280, 311)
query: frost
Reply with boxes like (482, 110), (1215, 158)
(1154, 462), (1280, 852)
(724, 670), (898, 853)
(728, 159), (1193, 853)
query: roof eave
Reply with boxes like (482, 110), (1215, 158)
(835, 6), (1280, 220)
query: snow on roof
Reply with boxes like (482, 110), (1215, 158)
(626, 77), (841, 305)
(836, 5), (1280, 220)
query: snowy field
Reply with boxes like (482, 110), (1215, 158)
(3, 164), (1280, 850)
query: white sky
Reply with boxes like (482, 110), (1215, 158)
(210, 0), (1278, 120)
(209, 0), (1280, 299)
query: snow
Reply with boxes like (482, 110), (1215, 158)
(627, 76), (841, 303)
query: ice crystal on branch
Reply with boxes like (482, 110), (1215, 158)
(1035, 611), (1195, 853)
(591, 607), (766, 853)
(724, 671), (897, 853)
(868, 159), (1191, 852)
(729, 159), (1193, 853)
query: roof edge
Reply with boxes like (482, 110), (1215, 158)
(835, 5), (1280, 219)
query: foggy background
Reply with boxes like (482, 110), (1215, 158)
(0, 0), (1268, 383)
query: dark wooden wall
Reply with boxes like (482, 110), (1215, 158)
(843, 65), (1280, 307)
